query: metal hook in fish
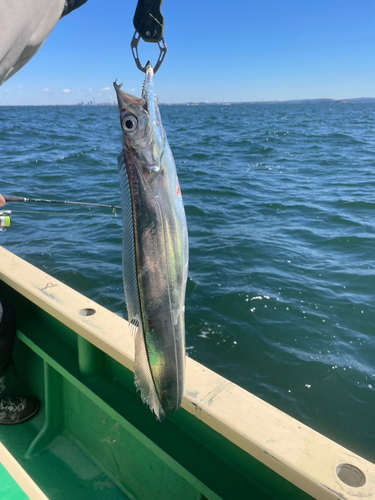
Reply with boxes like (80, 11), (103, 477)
(131, 31), (167, 74)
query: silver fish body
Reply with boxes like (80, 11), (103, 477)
(114, 66), (188, 420)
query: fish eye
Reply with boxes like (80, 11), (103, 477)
(122, 115), (138, 132)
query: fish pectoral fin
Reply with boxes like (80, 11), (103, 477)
(143, 167), (162, 189)
(172, 306), (185, 326)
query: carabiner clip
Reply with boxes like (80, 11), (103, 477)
(131, 31), (167, 74)
(131, 0), (167, 74)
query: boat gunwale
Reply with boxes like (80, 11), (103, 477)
(0, 441), (49, 500)
(0, 245), (374, 500)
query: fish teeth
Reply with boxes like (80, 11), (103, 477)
(114, 80), (139, 100)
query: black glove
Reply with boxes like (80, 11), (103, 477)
(61, 0), (88, 17)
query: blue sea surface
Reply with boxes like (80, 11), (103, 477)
(1, 102), (374, 461)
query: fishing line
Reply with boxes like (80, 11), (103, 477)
(4, 195), (121, 211)
(2, 192), (121, 231)
(2, 208), (121, 232)
(9, 209), (117, 218)
(0, 179), (30, 187)
(0, 179), (47, 194)
(1, 182), (122, 212)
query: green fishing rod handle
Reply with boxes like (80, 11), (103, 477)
(133, 0), (164, 43)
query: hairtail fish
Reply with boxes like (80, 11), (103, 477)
(113, 64), (188, 420)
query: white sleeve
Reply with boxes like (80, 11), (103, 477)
(0, 0), (65, 85)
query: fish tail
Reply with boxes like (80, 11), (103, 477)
(134, 322), (165, 421)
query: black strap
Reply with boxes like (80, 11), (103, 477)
(0, 299), (15, 330)
(61, 0), (88, 18)
(0, 298), (17, 377)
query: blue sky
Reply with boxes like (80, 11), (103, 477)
(1, 0), (375, 104)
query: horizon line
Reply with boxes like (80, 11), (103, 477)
(1, 97), (375, 107)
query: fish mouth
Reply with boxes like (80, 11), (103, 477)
(141, 62), (154, 100)
(113, 80), (146, 108)
(113, 63), (154, 113)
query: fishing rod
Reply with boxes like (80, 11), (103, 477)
(3, 195), (121, 211)
(1, 195), (122, 231)
(1, 196), (121, 230)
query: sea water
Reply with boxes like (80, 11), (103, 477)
(1, 102), (374, 461)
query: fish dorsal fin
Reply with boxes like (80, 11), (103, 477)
(117, 151), (164, 420)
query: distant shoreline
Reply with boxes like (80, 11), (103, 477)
(160, 98), (375, 105)
(1, 97), (375, 106)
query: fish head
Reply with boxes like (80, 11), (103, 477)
(114, 65), (165, 179)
